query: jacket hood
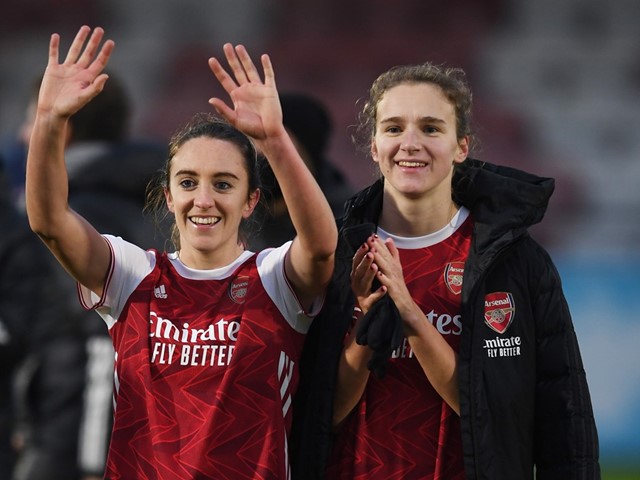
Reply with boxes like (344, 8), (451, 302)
(452, 159), (554, 251)
(345, 159), (554, 229)
(342, 159), (554, 258)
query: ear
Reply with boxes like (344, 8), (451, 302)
(454, 136), (470, 164)
(371, 138), (379, 164)
(242, 188), (261, 219)
(164, 187), (175, 213)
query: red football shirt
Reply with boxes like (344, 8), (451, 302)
(327, 209), (472, 480)
(79, 237), (317, 480)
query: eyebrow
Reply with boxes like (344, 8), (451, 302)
(379, 115), (446, 125)
(173, 169), (241, 181)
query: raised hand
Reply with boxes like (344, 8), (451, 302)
(38, 25), (114, 119)
(207, 44), (281, 141)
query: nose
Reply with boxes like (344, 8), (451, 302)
(400, 130), (420, 153)
(194, 186), (214, 209)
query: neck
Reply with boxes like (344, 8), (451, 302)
(379, 192), (458, 237)
(177, 243), (245, 270)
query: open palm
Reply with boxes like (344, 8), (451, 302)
(38, 26), (114, 119)
(208, 43), (281, 141)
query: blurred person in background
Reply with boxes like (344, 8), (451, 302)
(16, 67), (168, 480)
(253, 92), (352, 250)
(290, 61), (600, 479)
(0, 151), (83, 480)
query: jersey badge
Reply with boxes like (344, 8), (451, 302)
(444, 262), (465, 295)
(484, 291), (515, 334)
(229, 275), (249, 304)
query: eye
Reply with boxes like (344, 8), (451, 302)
(385, 125), (402, 134)
(423, 125), (439, 134)
(214, 181), (232, 191)
(179, 178), (196, 189)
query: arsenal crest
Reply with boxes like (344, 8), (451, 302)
(444, 262), (465, 295)
(229, 276), (249, 304)
(484, 292), (515, 334)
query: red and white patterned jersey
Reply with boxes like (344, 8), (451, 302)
(327, 208), (472, 480)
(79, 236), (319, 480)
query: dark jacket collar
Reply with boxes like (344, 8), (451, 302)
(340, 158), (554, 254)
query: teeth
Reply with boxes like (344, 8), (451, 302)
(398, 161), (426, 167)
(190, 217), (219, 225)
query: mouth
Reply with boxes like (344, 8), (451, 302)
(396, 160), (427, 168)
(189, 216), (221, 226)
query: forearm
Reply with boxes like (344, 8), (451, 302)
(399, 301), (460, 414)
(333, 332), (371, 427)
(25, 112), (110, 293)
(258, 128), (337, 258)
(25, 112), (70, 238)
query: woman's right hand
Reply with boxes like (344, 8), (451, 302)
(350, 236), (387, 314)
(38, 25), (113, 119)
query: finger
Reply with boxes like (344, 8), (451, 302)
(208, 97), (236, 125)
(260, 53), (276, 87)
(64, 25), (91, 64)
(223, 43), (249, 85)
(48, 33), (60, 66)
(87, 39), (114, 76)
(360, 255), (379, 288)
(80, 73), (110, 103)
(371, 234), (390, 252)
(385, 237), (400, 258)
(351, 252), (372, 288)
(92, 73), (109, 92)
(208, 56), (239, 96)
(352, 248), (374, 277)
(367, 234), (384, 253)
(351, 243), (369, 269)
(77, 27), (106, 68)
(368, 236), (391, 265)
(374, 270), (388, 289)
(368, 287), (387, 303)
(234, 45), (262, 84)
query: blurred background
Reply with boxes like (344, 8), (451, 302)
(1, 0), (638, 477)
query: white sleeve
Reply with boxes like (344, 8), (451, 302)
(78, 234), (156, 329)
(256, 241), (324, 334)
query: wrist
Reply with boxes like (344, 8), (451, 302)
(34, 110), (70, 132)
(253, 125), (290, 156)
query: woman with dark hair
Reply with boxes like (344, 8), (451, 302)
(25, 25), (337, 479)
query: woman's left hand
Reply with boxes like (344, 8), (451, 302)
(207, 43), (281, 141)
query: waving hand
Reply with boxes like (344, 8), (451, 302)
(38, 25), (114, 119)
(207, 44), (281, 142)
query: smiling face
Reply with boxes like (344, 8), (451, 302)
(164, 136), (259, 269)
(372, 82), (469, 202)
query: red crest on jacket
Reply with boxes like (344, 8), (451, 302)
(484, 292), (515, 334)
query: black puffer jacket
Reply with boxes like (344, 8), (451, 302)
(290, 159), (600, 480)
